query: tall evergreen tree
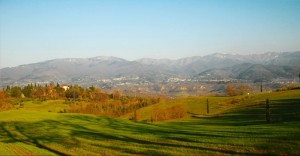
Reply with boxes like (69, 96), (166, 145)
(10, 86), (22, 98)
(206, 98), (209, 114)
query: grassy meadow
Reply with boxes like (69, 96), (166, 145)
(0, 90), (300, 155)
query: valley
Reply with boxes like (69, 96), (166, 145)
(1, 52), (299, 97)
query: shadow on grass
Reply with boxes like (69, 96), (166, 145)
(0, 98), (299, 155)
(0, 115), (268, 155)
(188, 98), (300, 126)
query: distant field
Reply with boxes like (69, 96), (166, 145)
(0, 90), (300, 155)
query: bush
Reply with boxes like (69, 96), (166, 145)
(230, 98), (240, 104)
(226, 83), (251, 96)
(150, 105), (186, 122)
(0, 91), (13, 111)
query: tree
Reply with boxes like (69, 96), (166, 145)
(54, 86), (65, 99)
(10, 86), (22, 98)
(225, 83), (251, 96)
(112, 90), (121, 100)
(65, 87), (78, 102)
(32, 86), (46, 100)
(206, 98), (209, 114)
(0, 91), (13, 111)
(88, 87), (108, 102)
(44, 84), (54, 99)
(22, 84), (32, 98)
(133, 110), (139, 122)
(225, 83), (235, 96)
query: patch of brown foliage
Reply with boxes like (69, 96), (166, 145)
(150, 105), (186, 122)
(0, 91), (13, 111)
(226, 83), (251, 96)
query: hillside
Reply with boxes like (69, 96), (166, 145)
(1, 52), (299, 88)
(124, 89), (300, 121)
(196, 63), (299, 81)
(0, 90), (299, 155)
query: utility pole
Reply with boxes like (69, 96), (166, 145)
(298, 72), (300, 84)
(260, 80), (263, 92)
(73, 89), (75, 103)
(73, 85), (76, 104)
(266, 98), (271, 123)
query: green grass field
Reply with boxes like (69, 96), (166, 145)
(0, 90), (300, 155)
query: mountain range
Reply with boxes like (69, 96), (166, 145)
(1, 52), (299, 87)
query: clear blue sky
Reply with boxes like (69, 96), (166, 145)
(1, 0), (300, 68)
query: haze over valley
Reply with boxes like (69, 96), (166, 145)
(1, 51), (299, 96)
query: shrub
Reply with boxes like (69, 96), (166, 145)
(226, 83), (251, 96)
(150, 105), (186, 122)
(230, 98), (240, 104)
(0, 91), (13, 111)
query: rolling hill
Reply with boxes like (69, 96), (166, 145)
(0, 89), (299, 155)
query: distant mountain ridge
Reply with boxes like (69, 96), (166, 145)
(1, 51), (299, 87)
(196, 63), (299, 81)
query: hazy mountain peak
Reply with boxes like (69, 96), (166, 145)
(89, 56), (126, 62)
(209, 53), (235, 58)
(60, 58), (84, 62)
(136, 58), (175, 65)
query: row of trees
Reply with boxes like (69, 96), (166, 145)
(2, 83), (162, 117)
(68, 96), (161, 117)
(3, 83), (123, 102)
(4, 82), (254, 100)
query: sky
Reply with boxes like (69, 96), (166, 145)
(0, 0), (300, 68)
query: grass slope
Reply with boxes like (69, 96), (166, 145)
(19, 100), (68, 112)
(128, 90), (300, 121)
(0, 90), (300, 155)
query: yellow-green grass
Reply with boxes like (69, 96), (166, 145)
(18, 100), (69, 113)
(0, 90), (300, 155)
(124, 96), (230, 121)
(127, 90), (300, 121)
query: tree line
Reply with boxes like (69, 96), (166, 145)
(3, 83), (107, 101)
(0, 83), (162, 117)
